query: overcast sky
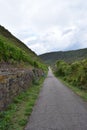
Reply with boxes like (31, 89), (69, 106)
(0, 0), (87, 54)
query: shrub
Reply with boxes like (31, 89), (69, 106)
(55, 59), (87, 90)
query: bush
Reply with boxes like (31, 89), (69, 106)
(55, 59), (87, 90)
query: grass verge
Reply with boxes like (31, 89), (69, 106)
(57, 76), (87, 101)
(0, 77), (45, 130)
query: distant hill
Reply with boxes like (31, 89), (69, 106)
(39, 48), (87, 65)
(0, 25), (46, 69)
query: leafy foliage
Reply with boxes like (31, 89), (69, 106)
(55, 59), (87, 90)
(0, 39), (33, 65)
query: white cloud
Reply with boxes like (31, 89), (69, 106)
(0, 0), (87, 54)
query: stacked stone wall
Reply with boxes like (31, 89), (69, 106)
(0, 68), (43, 111)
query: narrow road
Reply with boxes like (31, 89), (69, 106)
(25, 68), (87, 130)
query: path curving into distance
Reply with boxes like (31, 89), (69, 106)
(25, 67), (87, 130)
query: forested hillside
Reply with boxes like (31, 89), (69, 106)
(40, 48), (87, 65)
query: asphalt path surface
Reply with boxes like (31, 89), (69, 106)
(25, 68), (87, 130)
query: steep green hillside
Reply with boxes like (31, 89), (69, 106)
(0, 25), (46, 69)
(40, 48), (87, 65)
(0, 25), (37, 59)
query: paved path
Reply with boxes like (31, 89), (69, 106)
(25, 68), (87, 130)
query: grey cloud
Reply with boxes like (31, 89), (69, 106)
(62, 29), (74, 36)
(0, 0), (87, 54)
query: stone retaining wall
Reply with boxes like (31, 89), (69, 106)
(0, 68), (43, 111)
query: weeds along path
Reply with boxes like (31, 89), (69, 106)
(25, 68), (87, 130)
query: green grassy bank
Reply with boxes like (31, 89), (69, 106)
(0, 77), (45, 130)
